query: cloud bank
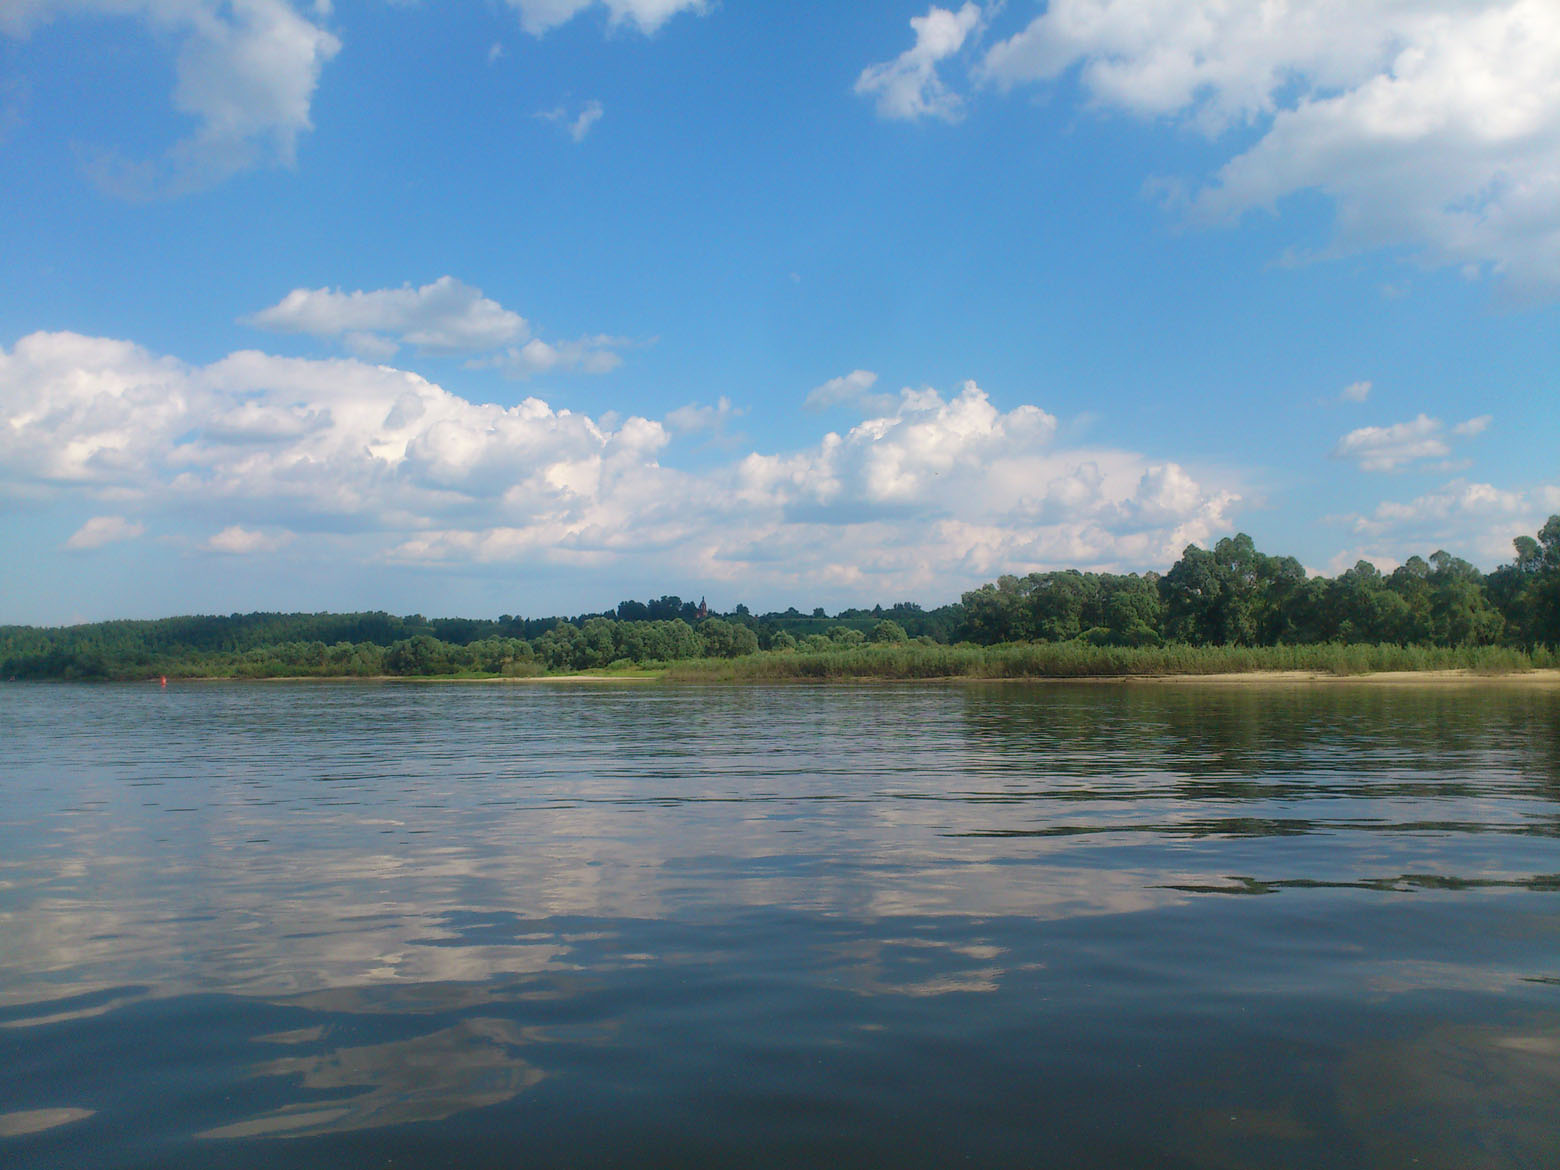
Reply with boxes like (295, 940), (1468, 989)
(1339, 478), (1560, 566)
(1, 331), (1239, 602)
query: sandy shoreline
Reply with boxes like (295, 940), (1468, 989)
(1096, 669), (1560, 688)
(230, 673), (660, 683)
(195, 668), (1560, 687)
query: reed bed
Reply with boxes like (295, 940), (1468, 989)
(662, 641), (1557, 682)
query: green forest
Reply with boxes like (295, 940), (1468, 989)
(4, 518), (1559, 681)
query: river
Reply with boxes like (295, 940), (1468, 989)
(1, 680), (1556, 1167)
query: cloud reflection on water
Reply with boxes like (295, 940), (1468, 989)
(0, 1109), (96, 1137)
(1, 681), (1557, 1158)
(2, 681), (1555, 1015)
(197, 1019), (544, 1141)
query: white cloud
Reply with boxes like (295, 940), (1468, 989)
(1340, 380), (1372, 404)
(0, 330), (665, 528)
(65, 515), (145, 550)
(341, 331), (401, 362)
(803, 369), (896, 413)
(975, 0), (1560, 294)
(982, 0), (1392, 127)
(0, 331), (196, 484)
(1332, 413), (1490, 472)
(1333, 415), (1448, 472)
(246, 277), (528, 355)
(2, 0), (340, 196)
(856, 3), (984, 122)
(1339, 477), (1560, 565)
(666, 396), (741, 433)
(505, 0), (706, 37)
(474, 336), (627, 379)
(205, 525), (293, 554)
(539, 100), (604, 142)
(701, 381), (1238, 593)
(3, 331), (1243, 600)
(245, 277), (629, 375)
(1452, 414), (1491, 438)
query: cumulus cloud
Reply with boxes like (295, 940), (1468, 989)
(538, 100), (604, 142)
(1340, 380), (1372, 404)
(666, 396), (742, 434)
(857, 3), (984, 122)
(1452, 415), (1492, 438)
(474, 336), (627, 378)
(3, 331), (1242, 598)
(1338, 478), (1560, 565)
(1333, 415), (1447, 472)
(803, 369), (897, 414)
(205, 525), (293, 554)
(0, 330), (673, 532)
(246, 277), (527, 355)
(0, 331), (196, 484)
(504, 0), (707, 37)
(1, 0), (340, 196)
(245, 277), (627, 374)
(1332, 413), (1491, 472)
(974, 0), (1560, 294)
(397, 382), (1237, 596)
(65, 515), (145, 550)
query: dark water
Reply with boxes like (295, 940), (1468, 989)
(2, 680), (1558, 1168)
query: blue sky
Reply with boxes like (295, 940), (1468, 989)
(3, 0), (1558, 624)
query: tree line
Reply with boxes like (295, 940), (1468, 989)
(961, 520), (1559, 650)
(3, 518), (1556, 680)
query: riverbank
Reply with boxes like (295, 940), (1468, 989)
(14, 641), (1557, 684)
(199, 664), (1560, 688)
(144, 668), (1560, 688)
(660, 641), (1557, 682)
(1091, 668), (1560, 688)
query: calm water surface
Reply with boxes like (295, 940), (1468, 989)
(1, 680), (1557, 1168)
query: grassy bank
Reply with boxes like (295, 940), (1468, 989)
(662, 641), (1559, 682)
(12, 641), (1559, 683)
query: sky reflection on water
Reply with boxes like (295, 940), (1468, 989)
(1, 680), (1557, 1167)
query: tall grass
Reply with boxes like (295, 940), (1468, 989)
(663, 641), (1558, 682)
